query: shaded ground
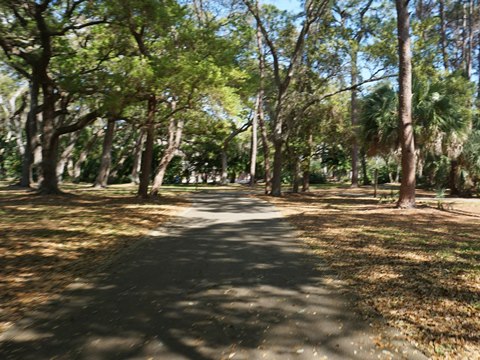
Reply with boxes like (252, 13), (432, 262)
(262, 186), (480, 359)
(0, 183), (188, 334)
(0, 191), (424, 359)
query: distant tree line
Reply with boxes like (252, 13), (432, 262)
(0, 0), (478, 206)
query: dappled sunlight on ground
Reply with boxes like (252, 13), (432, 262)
(262, 187), (480, 359)
(0, 192), (425, 359)
(0, 183), (189, 334)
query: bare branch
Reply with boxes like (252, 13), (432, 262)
(243, 0), (281, 87)
(302, 73), (397, 113)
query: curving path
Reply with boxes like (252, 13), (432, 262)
(0, 191), (426, 359)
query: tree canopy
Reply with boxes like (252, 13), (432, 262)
(0, 0), (478, 201)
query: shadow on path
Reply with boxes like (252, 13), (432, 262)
(0, 192), (425, 360)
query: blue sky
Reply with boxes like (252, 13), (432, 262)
(264, 0), (301, 12)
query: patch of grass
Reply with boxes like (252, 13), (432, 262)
(262, 186), (480, 360)
(0, 183), (189, 333)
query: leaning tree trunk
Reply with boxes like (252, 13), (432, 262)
(94, 118), (116, 188)
(56, 132), (78, 182)
(19, 78), (40, 188)
(396, 0), (416, 208)
(71, 129), (101, 182)
(131, 129), (145, 184)
(255, 14), (271, 194)
(108, 129), (136, 182)
(138, 95), (156, 198)
(150, 118), (185, 196)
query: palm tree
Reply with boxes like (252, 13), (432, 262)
(361, 83), (398, 157)
(360, 73), (474, 195)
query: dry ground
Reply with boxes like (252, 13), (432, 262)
(0, 183), (189, 334)
(261, 186), (479, 360)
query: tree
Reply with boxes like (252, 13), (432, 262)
(396, 0), (416, 208)
(0, 1), (110, 193)
(93, 118), (116, 188)
(244, 0), (331, 196)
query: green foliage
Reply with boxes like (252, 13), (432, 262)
(309, 172), (327, 185)
(361, 72), (474, 156)
(361, 82), (398, 156)
(164, 155), (184, 184)
(461, 130), (480, 193)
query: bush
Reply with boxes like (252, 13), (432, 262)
(309, 172), (327, 184)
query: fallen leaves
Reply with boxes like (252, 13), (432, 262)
(0, 183), (188, 333)
(262, 187), (480, 360)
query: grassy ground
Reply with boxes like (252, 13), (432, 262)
(0, 182), (189, 333)
(262, 185), (480, 360)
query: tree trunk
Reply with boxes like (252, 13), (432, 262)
(361, 149), (370, 185)
(131, 129), (145, 184)
(395, 163), (401, 183)
(258, 94), (271, 194)
(301, 131), (313, 192)
(461, 1), (474, 78)
(56, 132), (78, 182)
(439, 0), (449, 71)
(350, 49), (359, 187)
(255, 14), (271, 194)
(396, 0), (416, 208)
(478, 31), (480, 99)
(292, 156), (300, 193)
(150, 118), (185, 196)
(220, 121), (251, 185)
(302, 169), (310, 192)
(40, 139), (59, 193)
(271, 137), (283, 196)
(466, 0), (474, 78)
(137, 95), (156, 198)
(249, 93), (259, 187)
(72, 129), (101, 182)
(93, 118), (116, 188)
(417, 152), (424, 178)
(108, 130), (136, 182)
(38, 81), (61, 194)
(5, 87), (28, 158)
(221, 148), (228, 185)
(19, 78), (40, 188)
(449, 159), (459, 196)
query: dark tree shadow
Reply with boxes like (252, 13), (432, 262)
(0, 192), (424, 360)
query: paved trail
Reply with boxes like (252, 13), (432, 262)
(0, 192), (426, 359)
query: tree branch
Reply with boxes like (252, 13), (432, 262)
(302, 73), (397, 113)
(55, 110), (100, 137)
(243, 0), (281, 87)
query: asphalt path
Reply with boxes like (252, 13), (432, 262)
(0, 191), (426, 359)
